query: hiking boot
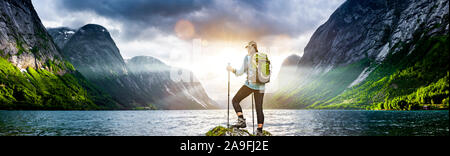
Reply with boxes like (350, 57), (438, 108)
(256, 130), (263, 136)
(231, 117), (246, 129)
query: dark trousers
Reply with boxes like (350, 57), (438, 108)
(232, 85), (265, 124)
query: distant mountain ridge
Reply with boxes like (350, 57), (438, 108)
(47, 27), (76, 50)
(127, 56), (217, 109)
(277, 54), (301, 89)
(49, 24), (217, 109)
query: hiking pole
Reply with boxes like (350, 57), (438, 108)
(252, 93), (255, 135)
(227, 63), (230, 129)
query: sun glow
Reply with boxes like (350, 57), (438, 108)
(160, 37), (301, 106)
(118, 23), (312, 107)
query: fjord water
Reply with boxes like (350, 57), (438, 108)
(0, 110), (448, 136)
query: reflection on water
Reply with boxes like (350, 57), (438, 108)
(0, 110), (448, 136)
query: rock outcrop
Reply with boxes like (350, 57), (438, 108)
(206, 126), (272, 136)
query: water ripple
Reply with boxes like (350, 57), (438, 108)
(0, 110), (448, 136)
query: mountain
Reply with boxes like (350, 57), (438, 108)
(277, 54), (301, 89)
(49, 24), (217, 109)
(57, 24), (145, 109)
(0, 0), (119, 110)
(127, 56), (217, 109)
(47, 27), (76, 50)
(270, 0), (449, 110)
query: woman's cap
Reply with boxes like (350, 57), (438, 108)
(245, 41), (257, 48)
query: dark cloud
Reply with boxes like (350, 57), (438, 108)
(60, 0), (209, 19)
(56, 0), (344, 41)
(58, 0), (211, 39)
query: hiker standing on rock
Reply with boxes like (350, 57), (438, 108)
(226, 41), (271, 136)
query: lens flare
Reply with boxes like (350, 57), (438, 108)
(174, 19), (195, 40)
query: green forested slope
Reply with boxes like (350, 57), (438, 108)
(0, 57), (119, 110)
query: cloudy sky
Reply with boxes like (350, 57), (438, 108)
(32, 0), (345, 105)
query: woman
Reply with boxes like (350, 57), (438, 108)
(226, 41), (265, 136)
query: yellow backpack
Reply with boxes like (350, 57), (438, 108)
(249, 53), (271, 84)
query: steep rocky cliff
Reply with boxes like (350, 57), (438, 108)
(301, 0), (447, 68)
(0, 0), (119, 109)
(50, 25), (217, 109)
(1, 0), (62, 71)
(271, 0), (449, 110)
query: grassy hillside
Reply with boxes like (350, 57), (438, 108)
(319, 35), (449, 110)
(270, 58), (369, 109)
(270, 28), (449, 110)
(0, 57), (119, 110)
